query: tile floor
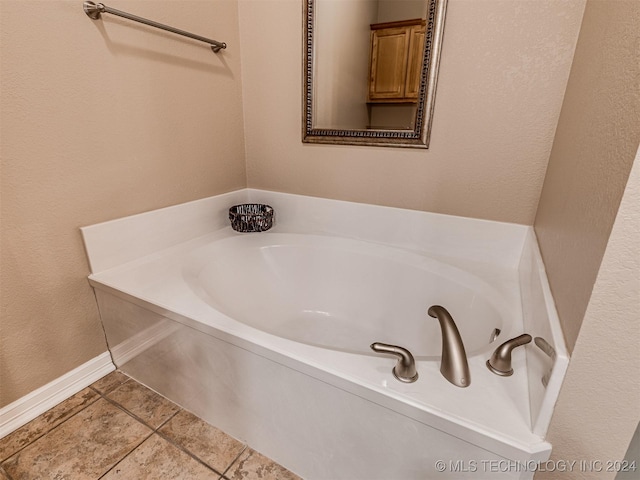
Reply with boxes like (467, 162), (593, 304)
(0, 371), (301, 479)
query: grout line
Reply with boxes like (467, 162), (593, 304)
(98, 377), (187, 434)
(220, 444), (249, 477)
(89, 375), (131, 397)
(94, 375), (175, 479)
(3, 372), (276, 480)
(95, 379), (183, 479)
(0, 390), (101, 464)
(155, 408), (181, 431)
(96, 430), (155, 479)
(101, 378), (262, 479)
(154, 426), (228, 477)
(0, 464), (14, 480)
(96, 383), (232, 476)
(98, 394), (165, 434)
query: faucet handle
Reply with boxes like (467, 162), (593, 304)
(370, 342), (419, 383)
(486, 334), (532, 376)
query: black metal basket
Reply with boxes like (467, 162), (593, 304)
(229, 204), (274, 232)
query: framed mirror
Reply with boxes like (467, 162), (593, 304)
(303, 0), (448, 149)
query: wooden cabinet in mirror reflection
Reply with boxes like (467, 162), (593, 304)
(368, 19), (426, 104)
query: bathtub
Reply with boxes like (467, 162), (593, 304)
(82, 189), (568, 480)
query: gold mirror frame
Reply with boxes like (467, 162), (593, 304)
(302, 0), (447, 149)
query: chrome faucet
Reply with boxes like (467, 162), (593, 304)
(428, 305), (470, 388)
(370, 342), (419, 383)
(486, 334), (532, 376)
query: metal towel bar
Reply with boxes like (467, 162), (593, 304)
(83, 1), (227, 53)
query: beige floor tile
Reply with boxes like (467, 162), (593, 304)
(0, 387), (99, 462)
(106, 380), (180, 429)
(103, 433), (220, 479)
(1, 398), (152, 479)
(159, 410), (246, 474)
(224, 449), (302, 480)
(90, 370), (130, 394)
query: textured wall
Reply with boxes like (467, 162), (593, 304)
(534, 0), (640, 352)
(538, 149), (639, 479)
(314, 0), (377, 129)
(239, 0), (585, 224)
(0, 0), (247, 406)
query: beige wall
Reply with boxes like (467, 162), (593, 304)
(239, 0), (585, 224)
(537, 148), (639, 480)
(377, 0), (426, 23)
(314, 0), (377, 129)
(0, 0), (247, 407)
(533, 0), (640, 352)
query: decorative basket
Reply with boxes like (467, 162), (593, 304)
(229, 204), (274, 232)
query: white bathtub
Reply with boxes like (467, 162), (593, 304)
(185, 232), (509, 358)
(82, 189), (568, 480)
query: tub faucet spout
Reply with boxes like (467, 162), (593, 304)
(428, 305), (470, 388)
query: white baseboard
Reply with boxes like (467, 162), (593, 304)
(0, 352), (115, 439)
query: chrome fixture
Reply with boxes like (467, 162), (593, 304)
(370, 343), (418, 383)
(83, 1), (227, 53)
(489, 327), (501, 343)
(486, 334), (532, 376)
(427, 305), (470, 388)
(534, 336), (556, 359)
(534, 337), (556, 387)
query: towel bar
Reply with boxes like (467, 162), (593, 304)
(83, 1), (226, 53)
